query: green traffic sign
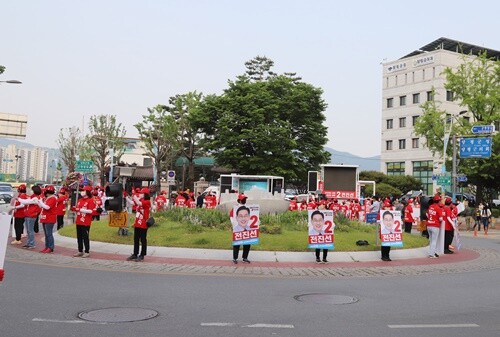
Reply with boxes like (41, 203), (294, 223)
(76, 160), (94, 173)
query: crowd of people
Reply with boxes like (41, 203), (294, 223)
(5, 183), (496, 267)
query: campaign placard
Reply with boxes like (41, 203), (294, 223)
(379, 210), (403, 247)
(308, 210), (335, 249)
(231, 204), (260, 246)
(0, 212), (12, 270)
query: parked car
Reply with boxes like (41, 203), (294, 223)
(445, 192), (476, 206)
(0, 193), (13, 214)
(0, 183), (14, 197)
(492, 199), (500, 207)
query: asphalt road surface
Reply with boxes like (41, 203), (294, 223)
(1, 234), (499, 337)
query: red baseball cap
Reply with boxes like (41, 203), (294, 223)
(237, 193), (247, 201)
(140, 188), (150, 194)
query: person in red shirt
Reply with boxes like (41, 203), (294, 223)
(127, 188), (151, 262)
(174, 192), (186, 207)
(55, 187), (69, 230)
(155, 190), (167, 212)
(91, 189), (103, 221)
(10, 184), (28, 244)
(72, 186), (95, 258)
(307, 196), (317, 210)
(351, 199), (361, 221)
(426, 195), (443, 258)
(443, 197), (455, 254)
(403, 198), (415, 233)
(205, 192), (217, 209)
(288, 197), (298, 211)
(38, 185), (58, 253)
(18, 185), (42, 249)
(329, 199), (340, 215)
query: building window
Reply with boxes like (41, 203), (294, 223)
(399, 95), (406, 106)
(386, 140), (393, 151)
(387, 162), (405, 176)
(399, 139), (406, 149)
(427, 91), (434, 101)
(412, 115), (419, 126)
(386, 119), (393, 129)
(446, 90), (454, 101)
(413, 93), (420, 104)
(399, 117), (406, 128)
(387, 98), (394, 108)
(413, 160), (433, 195)
(412, 138), (419, 148)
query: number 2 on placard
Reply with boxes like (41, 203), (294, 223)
(324, 220), (333, 233)
(394, 220), (401, 232)
(250, 215), (259, 228)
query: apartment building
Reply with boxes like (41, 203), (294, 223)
(381, 37), (500, 195)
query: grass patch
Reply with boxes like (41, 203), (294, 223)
(58, 209), (429, 252)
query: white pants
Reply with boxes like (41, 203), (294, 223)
(427, 226), (440, 256)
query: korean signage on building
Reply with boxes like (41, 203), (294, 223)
(413, 55), (435, 67)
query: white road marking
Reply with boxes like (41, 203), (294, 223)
(33, 318), (87, 324)
(389, 324), (479, 328)
(201, 323), (237, 327)
(244, 324), (294, 328)
(201, 322), (294, 329)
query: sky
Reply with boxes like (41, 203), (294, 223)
(1, 0), (499, 158)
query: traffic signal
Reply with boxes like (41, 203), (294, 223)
(105, 183), (123, 212)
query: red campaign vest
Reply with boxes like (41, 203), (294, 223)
(40, 195), (58, 224)
(288, 201), (298, 211)
(404, 205), (414, 223)
(175, 196), (186, 207)
(55, 194), (68, 216)
(426, 204), (442, 227)
(134, 199), (151, 229)
(75, 197), (96, 226)
(25, 195), (42, 218)
(14, 193), (28, 218)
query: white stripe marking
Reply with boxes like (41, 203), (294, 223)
(389, 324), (479, 329)
(201, 323), (237, 327)
(244, 324), (294, 329)
(33, 318), (86, 324)
(201, 322), (294, 329)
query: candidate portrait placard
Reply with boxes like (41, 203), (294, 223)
(379, 210), (403, 247)
(308, 209), (335, 249)
(231, 204), (260, 246)
(0, 212), (12, 271)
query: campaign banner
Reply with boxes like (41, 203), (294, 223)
(231, 204), (260, 246)
(308, 210), (335, 249)
(379, 210), (403, 247)
(0, 212), (12, 270)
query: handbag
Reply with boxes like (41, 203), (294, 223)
(146, 217), (155, 227)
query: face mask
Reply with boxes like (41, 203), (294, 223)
(80, 192), (86, 197)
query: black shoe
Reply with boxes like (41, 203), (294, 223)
(435, 253), (439, 258)
(444, 250), (454, 254)
(316, 258), (321, 263)
(126, 254), (138, 261)
(232, 259), (238, 264)
(381, 257), (391, 261)
(136, 255), (144, 262)
(322, 259), (328, 263)
(242, 258), (251, 263)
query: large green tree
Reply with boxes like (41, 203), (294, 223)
(414, 52), (500, 202)
(167, 91), (204, 188)
(87, 114), (126, 185)
(192, 56), (330, 186)
(134, 105), (180, 191)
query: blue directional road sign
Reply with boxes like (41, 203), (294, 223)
(459, 137), (492, 158)
(471, 125), (495, 134)
(457, 175), (468, 183)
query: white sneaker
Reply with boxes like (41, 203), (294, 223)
(11, 240), (22, 245)
(81, 253), (90, 258)
(73, 252), (84, 257)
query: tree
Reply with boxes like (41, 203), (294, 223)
(414, 52), (500, 202)
(192, 57), (330, 186)
(87, 114), (126, 185)
(57, 126), (85, 173)
(134, 105), (180, 191)
(0, 65), (5, 75)
(167, 91), (204, 188)
(383, 175), (423, 194)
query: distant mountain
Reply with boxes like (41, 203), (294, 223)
(325, 147), (380, 172)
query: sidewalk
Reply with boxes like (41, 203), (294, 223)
(7, 230), (499, 278)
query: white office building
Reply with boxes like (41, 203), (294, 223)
(381, 37), (500, 195)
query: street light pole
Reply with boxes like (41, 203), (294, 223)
(15, 155), (21, 182)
